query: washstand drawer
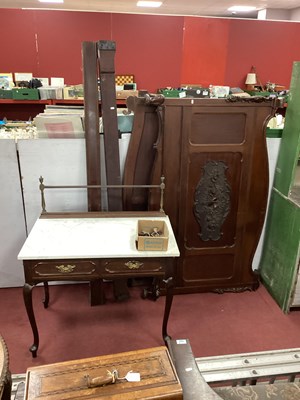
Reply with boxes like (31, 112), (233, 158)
(25, 260), (99, 280)
(101, 259), (166, 277)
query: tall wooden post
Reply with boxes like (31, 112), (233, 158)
(82, 41), (104, 306)
(98, 40), (122, 211)
(82, 41), (101, 211)
(83, 40), (128, 301)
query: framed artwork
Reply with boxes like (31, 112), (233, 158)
(0, 73), (13, 89)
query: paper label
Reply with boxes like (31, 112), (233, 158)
(176, 339), (187, 344)
(126, 372), (141, 382)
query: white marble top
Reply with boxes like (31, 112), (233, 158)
(18, 216), (180, 260)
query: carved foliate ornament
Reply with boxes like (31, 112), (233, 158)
(194, 161), (231, 241)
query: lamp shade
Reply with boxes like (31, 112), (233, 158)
(245, 73), (257, 85)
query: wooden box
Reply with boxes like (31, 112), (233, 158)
(25, 346), (182, 400)
(137, 220), (169, 251)
(116, 90), (138, 99)
(158, 89), (183, 98)
(12, 88), (39, 100)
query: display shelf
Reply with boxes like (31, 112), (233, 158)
(51, 99), (84, 105)
(52, 99), (127, 106)
(0, 99), (52, 105)
(0, 98), (128, 120)
(0, 100), (52, 121)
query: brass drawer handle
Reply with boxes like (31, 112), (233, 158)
(55, 264), (76, 273)
(125, 261), (143, 270)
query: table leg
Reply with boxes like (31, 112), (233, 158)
(23, 283), (39, 358)
(43, 281), (49, 308)
(90, 279), (106, 306)
(162, 277), (174, 343)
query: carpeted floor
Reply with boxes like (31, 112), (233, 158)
(1, 282), (300, 376)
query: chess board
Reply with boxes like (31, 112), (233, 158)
(115, 75), (134, 86)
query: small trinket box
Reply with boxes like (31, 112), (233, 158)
(137, 220), (169, 251)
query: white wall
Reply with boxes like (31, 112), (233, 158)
(18, 139), (89, 232)
(252, 137), (281, 270)
(0, 140), (27, 287)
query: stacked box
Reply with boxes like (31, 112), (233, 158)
(158, 89), (185, 98)
(0, 89), (13, 99)
(38, 87), (63, 100)
(12, 88), (39, 100)
(186, 88), (210, 98)
(99, 113), (134, 134)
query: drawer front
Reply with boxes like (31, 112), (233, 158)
(29, 260), (98, 280)
(102, 259), (166, 277)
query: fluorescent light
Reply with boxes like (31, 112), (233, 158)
(39, 0), (64, 3)
(137, 1), (162, 8)
(228, 5), (256, 12)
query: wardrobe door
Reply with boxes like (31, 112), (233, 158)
(165, 99), (275, 292)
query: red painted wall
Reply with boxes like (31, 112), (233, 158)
(225, 19), (300, 89)
(0, 10), (37, 74)
(1, 9), (300, 92)
(181, 16), (300, 90)
(111, 13), (184, 91)
(33, 11), (112, 84)
(0, 9), (183, 93)
(181, 17), (230, 87)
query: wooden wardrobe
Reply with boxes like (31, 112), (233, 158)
(124, 96), (277, 294)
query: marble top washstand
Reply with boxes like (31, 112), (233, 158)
(18, 215), (180, 261)
(18, 213), (180, 357)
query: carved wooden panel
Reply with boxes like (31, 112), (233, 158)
(185, 152), (241, 249)
(162, 98), (276, 293)
(193, 160), (231, 242)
